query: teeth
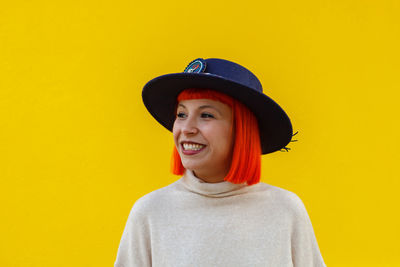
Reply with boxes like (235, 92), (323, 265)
(182, 143), (204, 151)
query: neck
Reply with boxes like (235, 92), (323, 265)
(192, 170), (227, 183)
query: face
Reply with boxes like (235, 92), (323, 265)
(173, 98), (234, 183)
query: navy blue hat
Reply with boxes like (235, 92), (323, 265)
(142, 58), (293, 154)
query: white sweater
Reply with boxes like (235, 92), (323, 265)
(114, 170), (326, 267)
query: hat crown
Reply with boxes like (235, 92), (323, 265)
(204, 58), (263, 93)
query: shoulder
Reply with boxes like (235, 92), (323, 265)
(128, 180), (180, 217)
(256, 182), (308, 217)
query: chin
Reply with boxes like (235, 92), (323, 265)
(181, 161), (206, 173)
(182, 164), (201, 172)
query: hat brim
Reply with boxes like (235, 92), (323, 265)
(142, 72), (293, 154)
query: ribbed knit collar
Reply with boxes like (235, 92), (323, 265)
(180, 169), (250, 198)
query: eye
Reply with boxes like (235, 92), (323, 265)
(176, 112), (187, 118)
(201, 113), (215, 118)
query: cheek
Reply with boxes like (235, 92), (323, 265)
(223, 125), (234, 153)
(209, 125), (233, 150)
(172, 122), (180, 145)
(223, 130), (234, 152)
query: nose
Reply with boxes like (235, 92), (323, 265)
(182, 116), (198, 135)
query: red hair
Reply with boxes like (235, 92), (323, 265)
(171, 88), (262, 185)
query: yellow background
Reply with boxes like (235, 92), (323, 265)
(1, 0), (399, 266)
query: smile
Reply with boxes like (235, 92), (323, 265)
(181, 142), (206, 155)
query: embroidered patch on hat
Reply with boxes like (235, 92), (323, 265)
(184, 58), (206, 73)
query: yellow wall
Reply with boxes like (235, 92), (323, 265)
(1, 0), (399, 266)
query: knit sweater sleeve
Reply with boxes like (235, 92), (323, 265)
(114, 198), (152, 267)
(290, 194), (326, 267)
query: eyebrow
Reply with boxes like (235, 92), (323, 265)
(177, 104), (222, 116)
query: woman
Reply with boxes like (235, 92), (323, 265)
(115, 58), (326, 266)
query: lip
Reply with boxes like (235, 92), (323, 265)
(180, 141), (206, 155)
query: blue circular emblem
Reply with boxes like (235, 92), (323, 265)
(184, 58), (206, 73)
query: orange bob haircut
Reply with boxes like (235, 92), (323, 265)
(171, 88), (262, 185)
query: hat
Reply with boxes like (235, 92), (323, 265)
(142, 58), (293, 154)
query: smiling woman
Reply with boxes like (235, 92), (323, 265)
(114, 58), (326, 267)
(171, 88), (261, 185)
(173, 97), (234, 183)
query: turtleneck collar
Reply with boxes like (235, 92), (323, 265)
(179, 169), (251, 198)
